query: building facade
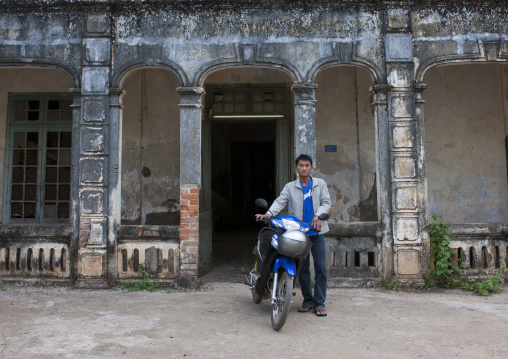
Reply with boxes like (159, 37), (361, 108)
(1, 0), (507, 287)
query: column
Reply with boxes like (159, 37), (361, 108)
(385, 33), (427, 279)
(177, 87), (204, 284)
(77, 13), (112, 286)
(292, 83), (317, 166)
(370, 84), (393, 278)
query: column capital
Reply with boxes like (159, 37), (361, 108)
(292, 83), (317, 105)
(177, 87), (205, 107)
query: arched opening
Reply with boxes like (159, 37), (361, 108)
(424, 63), (508, 224)
(200, 66), (294, 280)
(315, 66), (378, 223)
(0, 67), (74, 223)
(120, 67), (181, 225)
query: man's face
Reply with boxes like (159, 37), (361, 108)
(295, 160), (312, 178)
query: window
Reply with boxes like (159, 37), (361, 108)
(5, 93), (73, 223)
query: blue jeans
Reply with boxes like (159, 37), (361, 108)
(298, 234), (327, 310)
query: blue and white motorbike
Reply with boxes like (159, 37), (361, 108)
(243, 198), (329, 331)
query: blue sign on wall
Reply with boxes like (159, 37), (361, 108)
(325, 145), (337, 152)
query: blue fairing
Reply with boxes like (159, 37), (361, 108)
(273, 257), (296, 276)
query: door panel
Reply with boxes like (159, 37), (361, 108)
(199, 120), (213, 275)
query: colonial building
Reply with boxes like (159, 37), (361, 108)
(1, 0), (507, 287)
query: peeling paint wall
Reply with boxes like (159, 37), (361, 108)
(121, 68), (180, 225)
(425, 64), (508, 223)
(0, 67), (73, 222)
(315, 66), (377, 223)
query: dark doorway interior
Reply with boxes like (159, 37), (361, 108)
(211, 121), (276, 231)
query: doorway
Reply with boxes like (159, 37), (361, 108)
(200, 83), (293, 281)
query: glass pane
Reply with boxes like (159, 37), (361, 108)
(13, 150), (25, 165)
(212, 104), (222, 113)
(47, 111), (59, 121)
(28, 101), (39, 110)
(47, 132), (58, 148)
(45, 185), (57, 201)
(236, 104), (245, 113)
(46, 149), (58, 165)
(60, 132), (72, 148)
(253, 103), (263, 113)
(12, 185), (23, 200)
(235, 92), (244, 101)
(27, 111), (39, 121)
(24, 203), (36, 218)
(253, 92), (262, 102)
(12, 167), (24, 183)
(58, 203), (70, 219)
(224, 104), (234, 113)
(264, 92), (275, 101)
(58, 185), (70, 201)
(15, 100), (27, 111)
(224, 92), (234, 101)
(59, 150), (71, 165)
(265, 102), (274, 112)
(46, 167), (57, 183)
(59, 167), (71, 183)
(13, 133), (25, 148)
(14, 111), (26, 122)
(213, 94), (223, 103)
(26, 150), (38, 165)
(25, 167), (37, 183)
(48, 100), (59, 110)
(60, 111), (72, 122)
(61, 100), (72, 109)
(25, 185), (36, 200)
(275, 103), (285, 113)
(26, 132), (38, 148)
(11, 202), (22, 218)
(44, 203), (57, 219)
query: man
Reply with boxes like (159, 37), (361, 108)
(255, 154), (331, 317)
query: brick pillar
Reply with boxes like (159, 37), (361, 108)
(292, 83), (318, 168)
(177, 87), (204, 285)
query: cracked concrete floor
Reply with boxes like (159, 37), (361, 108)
(1, 283), (508, 359)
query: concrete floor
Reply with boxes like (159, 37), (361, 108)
(200, 231), (258, 284)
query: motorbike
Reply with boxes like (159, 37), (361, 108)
(243, 198), (329, 331)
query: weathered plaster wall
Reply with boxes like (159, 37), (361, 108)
(121, 68), (180, 225)
(0, 67), (72, 222)
(315, 66), (377, 223)
(205, 67), (292, 85)
(425, 64), (508, 223)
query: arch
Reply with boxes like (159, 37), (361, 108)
(308, 58), (381, 84)
(114, 62), (187, 89)
(0, 60), (80, 88)
(197, 63), (298, 88)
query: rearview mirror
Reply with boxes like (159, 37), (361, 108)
(318, 213), (329, 221)
(255, 198), (269, 209)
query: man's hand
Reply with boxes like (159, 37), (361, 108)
(311, 215), (322, 231)
(255, 214), (271, 221)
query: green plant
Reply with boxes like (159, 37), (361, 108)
(425, 215), (463, 289)
(381, 275), (401, 291)
(412, 283), (421, 290)
(120, 265), (166, 292)
(0, 281), (6, 291)
(463, 267), (508, 296)
(426, 215), (507, 296)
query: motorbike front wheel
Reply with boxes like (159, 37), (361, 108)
(271, 271), (293, 331)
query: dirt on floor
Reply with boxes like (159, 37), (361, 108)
(0, 283), (507, 359)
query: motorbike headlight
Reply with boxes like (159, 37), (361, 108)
(282, 219), (300, 231)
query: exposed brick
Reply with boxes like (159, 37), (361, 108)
(180, 188), (190, 195)
(181, 194), (197, 200)
(181, 240), (198, 248)
(80, 230), (89, 237)
(137, 230), (142, 237)
(188, 223), (199, 230)
(181, 199), (190, 205)
(80, 218), (91, 224)
(190, 188), (199, 194)
(180, 223), (190, 229)
(152, 231), (160, 236)
(181, 264), (198, 270)
(184, 246), (198, 253)
(143, 231), (151, 236)
(181, 252), (198, 259)
(189, 199), (198, 205)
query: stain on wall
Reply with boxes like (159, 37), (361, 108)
(425, 64), (508, 223)
(121, 68), (181, 225)
(315, 66), (377, 223)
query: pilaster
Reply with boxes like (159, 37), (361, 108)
(177, 87), (204, 282)
(292, 83), (317, 168)
(77, 13), (111, 286)
(384, 31), (426, 279)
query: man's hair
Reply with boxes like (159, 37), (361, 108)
(295, 154), (313, 166)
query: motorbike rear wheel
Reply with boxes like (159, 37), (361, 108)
(271, 271), (293, 331)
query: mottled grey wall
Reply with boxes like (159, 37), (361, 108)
(315, 66), (377, 223)
(121, 68), (180, 225)
(0, 67), (73, 222)
(425, 64), (508, 223)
